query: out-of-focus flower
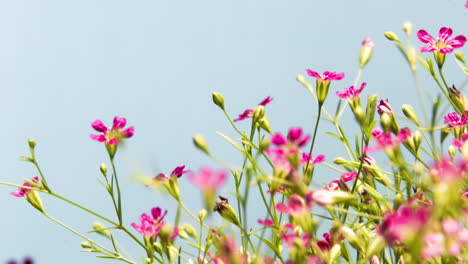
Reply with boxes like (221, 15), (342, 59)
(270, 127), (310, 156)
(234, 96), (273, 122)
(452, 132), (468, 149)
(316, 233), (332, 252)
(301, 153), (325, 166)
(366, 127), (411, 152)
(430, 158), (468, 183)
(131, 207), (167, 238)
(188, 167), (227, 191)
(258, 219), (274, 226)
(275, 193), (313, 217)
(377, 207), (431, 246)
(444, 112), (468, 127)
(152, 165), (189, 182)
(421, 232), (445, 260)
(336, 83), (366, 100)
(465, 1), (468, 8)
(11, 176), (40, 197)
(90, 116), (135, 145)
(417, 27), (466, 54)
(360, 38), (374, 68)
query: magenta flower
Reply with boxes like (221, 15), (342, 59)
(275, 193), (313, 217)
(305, 70), (345, 82)
(366, 127), (411, 152)
(417, 27), (466, 54)
(377, 207), (431, 246)
(233, 96), (273, 122)
(466, 1), (468, 8)
(316, 233), (332, 252)
(11, 176), (39, 197)
(153, 165), (189, 182)
(335, 82), (366, 100)
(270, 127), (310, 154)
(90, 116), (135, 145)
(258, 219), (274, 226)
(340, 171), (357, 182)
(444, 112), (468, 127)
(377, 99), (393, 115)
(188, 167), (227, 190)
(453, 133), (468, 149)
(301, 152), (325, 166)
(131, 207), (167, 238)
(429, 158), (468, 183)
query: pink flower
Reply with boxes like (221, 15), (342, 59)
(452, 132), (468, 148)
(233, 96), (273, 122)
(377, 99), (393, 115)
(188, 167), (227, 191)
(11, 176), (40, 197)
(421, 232), (445, 260)
(444, 112), (468, 127)
(340, 171), (357, 182)
(335, 82), (366, 100)
(316, 233), (332, 252)
(366, 127), (411, 152)
(270, 127), (310, 153)
(417, 27), (466, 54)
(275, 193), (313, 217)
(301, 153), (325, 166)
(429, 158), (468, 183)
(362, 37), (374, 48)
(377, 207), (431, 246)
(90, 116), (135, 145)
(466, 1), (468, 8)
(258, 219), (274, 226)
(131, 207), (167, 238)
(305, 70), (345, 82)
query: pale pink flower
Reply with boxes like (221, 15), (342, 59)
(444, 112), (468, 127)
(442, 219), (460, 235)
(421, 232), (445, 260)
(429, 157), (468, 183)
(305, 70), (345, 82)
(366, 127), (411, 152)
(335, 82), (366, 100)
(340, 171), (357, 182)
(11, 176), (40, 197)
(452, 132), (468, 148)
(466, 1), (468, 8)
(90, 116), (135, 145)
(275, 193), (313, 217)
(377, 99), (393, 115)
(258, 219), (274, 226)
(362, 37), (374, 48)
(188, 167), (227, 190)
(233, 96), (273, 122)
(280, 229), (311, 248)
(417, 27), (467, 54)
(301, 152), (325, 166)
(131, 207), (167, 238)
(324, 180), (340, 191)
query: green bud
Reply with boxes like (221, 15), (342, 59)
(407, 47), (417, 71)
(181, 223), (197, 238)
(333, 157), (348, 165)
(213, 196), (241, 227)
(384, 32), (400, 42)
(252, 105), (265, 124)
(455, 51), (465, 63)
(81, 241), (92, 249)
(26, 190), (45, 213)
(365, 95), (378, 128)
(329, 244), (342, 263)
(199, 209), (207, 222)
(99, 163), (108, 176)
(193, 134), (210, 155)
(380, 112), (392, 132)
(28, 139), (36, 150)
(402, 104), (420, 125)
(212, 92), (225, 110)
(258, 116), (273, 135)
(359, 38), (374, 69)
(259, 139), (270, 151)
(92, 221), (112, 238)
(434, 51), (446, 69)
(412, 131), (422, 152)
(402, 21), (413, 37)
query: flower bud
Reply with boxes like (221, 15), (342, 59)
(199, 209), (207, 222)
(448, 145), (457, 159)
(258, 116), (273, 135)
(213, 196), (241, 227)
(193, 134), (210, 155)
(252, 105), (265, 124)
(181, 224), (197, 238)
(333, 157), (348, 165)
(296, 74), (306, 84)
(99, 163), (108, 176)
(407, 47), (417, 71)
(28, 139), (36, 150)
(81, 241), (92, 249)
(380, 113), (392, 132)
(384, 32), (400, 42)
(92, 221), (112, 238)
(455, 51), (465, 63)
(26, 190), (45, 213)
(402, 21), (412, 37)
(359, 37), (374, 69)
(212, 92), (225, 110)
(412, 131), (422, 152)
(402, 104), (419, 125)
(329, 244), (341, 263)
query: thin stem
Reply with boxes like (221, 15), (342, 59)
(304, 105), (323, 175)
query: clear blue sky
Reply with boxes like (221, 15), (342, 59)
(1, 1), (467, 263)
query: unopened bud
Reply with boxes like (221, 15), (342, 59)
(412, 131), (422, 151)
(333, 157), (348, 165)
(259, 139), (270, 151)
(193, 134), (210, 155)
(359, 37), (374, 69)
(28, 139), (36, 150)
(213, 196), (241, 227)
(329, 244), (342, 263)
(81, 241), (92, 249)
(407, 47), (417, 71)
(448, 145), (457, 159)
(199, 209), (207, 222)
(181, 224), (197, 238)
(380, 113), (392, 132)
(296, 74), (306, 84)
(252, 105), (265, 124)
(100, 163), (108, 176)
(384, 32), (400, 42)
(402, 21), (412, 37)
(93, 221), (111, 238)
(455, 51), (465, 63)
(258, 116), (273, 134)
(402, 104), (419, 125)
(212, 92), (225, 110)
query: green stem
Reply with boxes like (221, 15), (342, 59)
(304, 105), (323, 175)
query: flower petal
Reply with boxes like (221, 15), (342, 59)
(417, 30), (435, 44)
(90, 134), (107, 142)
(91, 120), (108, 133)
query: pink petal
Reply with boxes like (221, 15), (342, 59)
(258, 96), (273, 106)
(122, 126), (135, 138)
(233, 109), (253, 122)
(305, 69), (321, 78)
(108, 138), (119, 145)
(439, 47), (454, 54)
(438, 27), (453, 42)
(271, 133), (287, 145)
(287, 127), (303, 142)
(113, 116), (127, 129)
(447, 35), (467, 49)
(420, 46), (437, 53)
(90, 134), (107, 142)
(417, 30), (435, 44)
(91, 120), (108, 133)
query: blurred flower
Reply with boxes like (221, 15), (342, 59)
(417, 27), (466, 54)
(336, 83), (366, 100)
(452, 132), (468, 148)
(131, 207), (167, 238)
(188, 167), (227, 191)
(276, 193), (313, 217)
(152, 165), (189, 182)
(90, 116), (135, 145)
(269, 127), (310, 156)
(421, 232), (445, 260)
(430, 157), (468, 183)
(301, 153), (325, 166)
(316, 233), (332, 252)
(366, 127), (411, 152)
(11, 176), (39, 197)
(234, 96), (273, 122)
(258, 219), (274, 226)
(444, 112), (468, 127)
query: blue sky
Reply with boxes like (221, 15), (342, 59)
(0, 1), (467, 263)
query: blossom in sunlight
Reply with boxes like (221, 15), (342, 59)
(131, 207), (167, 238)
(444, 112), (468, 127)
(90, 116), (135, 145)
(366, 127), (411, 152)
(305, 70), (345, 82)
(11, 176), (39, 198)
(188, 167), (227, 190)
(417, 27), (466, 54)
(335, 82), (366, 100)
(233, 96), (273, 122)
(270, 127), (310, 155)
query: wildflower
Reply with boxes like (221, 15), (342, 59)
(417, 27), (466, 54)
(152, 165), (189, 182)
(150, 165), (188, 201)
(90, 116), (135, 145)
(270, 127), (310, 157)
(233, 96), (273, 122)
(214, 196), (241, 227)
(316, 233), (332, 252)
(377, 99), (393, 115)
(452, 132), (468, 148)
(301, 153), (325, 166)
(336, 83), (366, 100)
(258, 219), (274, 226)
(11, 176), (45, 213)
(131, 207), (167, 238)
(189, 167), (227, 210)
(11, 176), (39, 197)
(430, 157), (468, 183)
(444, 112), (468, 127)
(366, 127), (411, 152)
(275, 193), (313, 217)
(306, 69), (345, 105)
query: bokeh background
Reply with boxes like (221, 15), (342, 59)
(1, 0), (467, 263)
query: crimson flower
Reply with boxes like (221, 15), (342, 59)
(444, 112), (468, 127)
(417, 27), (466, 54)
(90, 116), (135, 145)
(131, 207), (167, 238)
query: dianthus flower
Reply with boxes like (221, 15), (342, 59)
(306, 69), (345, 104)
(233, 96), (273, 122)
(429, 157), (468, 183)
(444, 112), (468, 127)
(377, 99), (393, 115)
(188, 167), (227, 191)
(90, 116), (135, 145)
(417, 27), (466, 54)
(366, 127), (411, 152)
(131, 207), (167, 238)
(11, 176), (40, 197)
(275, 192), (314, 217)
(269, 127), (310, 156)
(152, 165), (189, 182)
(335, 82), (366, 100)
